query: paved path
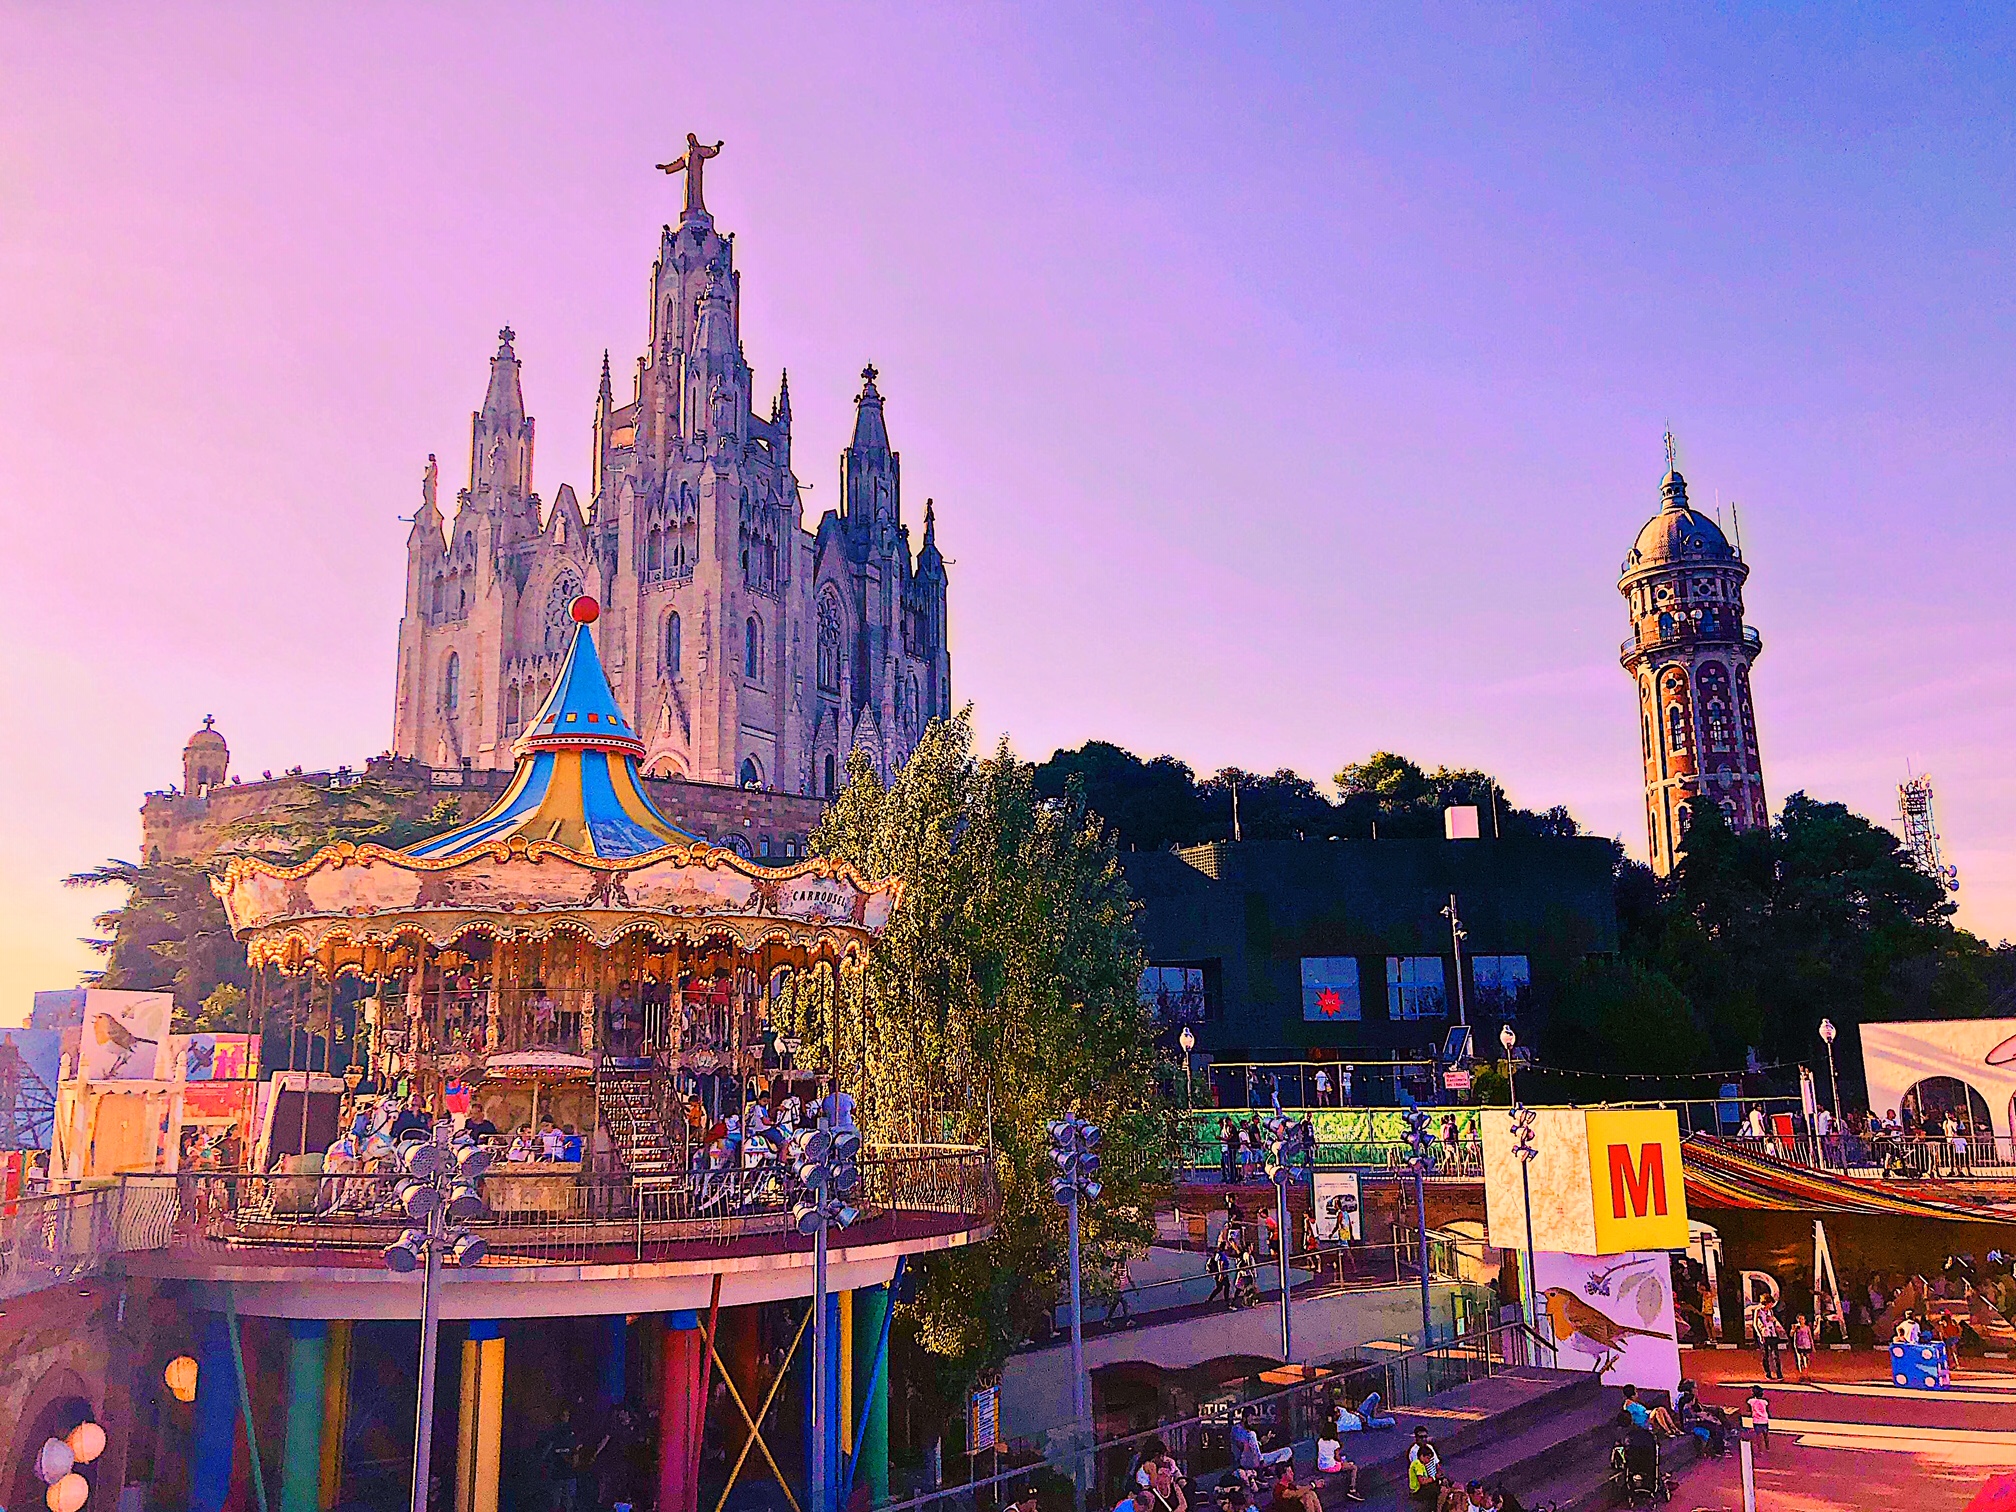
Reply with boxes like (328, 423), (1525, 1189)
(1665, 1363), (2016, 1508)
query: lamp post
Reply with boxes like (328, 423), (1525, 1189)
(382, 1126), (492, 1512)
(788, 1119), (863, 1512)
(1179, 1025), (1196, 1110)
(1441, 895), (1470, 1029)
(1817, 1019), (1841, 1118)
(1263, 1114), (1312, 1365)
(1401, 1101), (1435, 1348)
(1049, 1114), (1103, 1512)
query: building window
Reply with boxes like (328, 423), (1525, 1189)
(665, 611), (681, 679)
(443, 652), (461, 714)
(744, 616), (762, 681)
(739, 756), (763, 789)
(1139, 964), (1209, 1024)
(823, 752), (837, 796)
(1471, 955), (1530, 1015)
(504, 683), (520, 732)
(1386, 956), (1447, 1020)
(817, 591), (843, 693)
(1667, 705), (1686, 752)
(759, 837), (771, 857)
(1300, 957), (1362, 1022)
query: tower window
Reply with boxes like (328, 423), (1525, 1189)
(817, 591), (843, 694)
(744, 616), (762, 681)
(824, 752), (837, 796)
(739, 756), (763, 789)
(647, 527), (663, 575)
(504, 683), (520, 732)
(444, 652), (461, 715)
(1667, 704), (1686, 752)
(665, 611), (682, 679)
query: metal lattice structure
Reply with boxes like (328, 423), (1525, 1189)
(1898, 775), (1959, 893)
(0, 1038), (57, 1152)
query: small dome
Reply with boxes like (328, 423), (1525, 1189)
(184, 716), (227, 752)
(1623, 468), (1736, 572)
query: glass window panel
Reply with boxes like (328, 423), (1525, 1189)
(1386, 956), (1447, 1020)
(1300, 957), (1361, 1022)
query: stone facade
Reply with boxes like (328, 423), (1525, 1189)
(1618, 454), (1768, 875)
(389, 157), (950, 797)
(143, 746), (831, 866)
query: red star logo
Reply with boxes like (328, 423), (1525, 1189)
(1317, 988), (1344, 1017)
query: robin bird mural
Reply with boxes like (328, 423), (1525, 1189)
(1542, 1287), (1667, 1374)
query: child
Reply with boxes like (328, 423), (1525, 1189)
(1746, 1386), (1770, 1453)
(1790, 1314), (1814, 1380)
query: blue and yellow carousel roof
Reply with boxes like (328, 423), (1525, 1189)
(407, 596), (698, 861)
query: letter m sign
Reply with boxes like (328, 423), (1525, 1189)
(1608, 1142), (1667, 1219)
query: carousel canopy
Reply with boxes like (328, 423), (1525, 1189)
(410, 599), (695, 861)
(213, 596), (903, 964)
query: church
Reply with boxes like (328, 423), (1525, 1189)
(390, 139), (952, 796)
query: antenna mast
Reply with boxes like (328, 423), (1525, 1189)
(1898, 774), (1959, 893)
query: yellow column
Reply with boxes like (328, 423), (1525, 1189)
(839, 1290), (854, 1456)
(455, 1339), (481, 1512)
(474, 1331), (506, 1512)
(318, 1321), (352, 1510)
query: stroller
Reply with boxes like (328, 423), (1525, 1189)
(1610, 1433), (1676, 1507)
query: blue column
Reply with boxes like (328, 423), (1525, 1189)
(280, 1320), (329, 1512)
(190, 1314), (237, 1512)
(599, 1315), (628, 1410)
(806, 1293), (841, 1512)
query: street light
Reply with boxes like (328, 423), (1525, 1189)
(1178, 1025), (1196, 1109)
(1817, 1019), (1841, 1119)
(1400, 1100), (1435, 1349)
(1441, 895), (1470, 1029)
(1263, 1114), (1313, 1364)
(788, 1119), (863, 1512)
(383, 1127), (491, 1512)
(1049, 1114), (1102, 1512)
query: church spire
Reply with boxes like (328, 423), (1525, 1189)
(773, 369), (792, 427)
(482, 327), (526, 430)
(851, 364), (889, 452)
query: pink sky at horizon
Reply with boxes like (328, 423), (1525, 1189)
(3, 6), (2012, 1023)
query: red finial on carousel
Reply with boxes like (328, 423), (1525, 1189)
(571, 595), (600, 625)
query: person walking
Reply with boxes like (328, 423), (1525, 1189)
(1750, 1300), (1785, 1381)
(1790, 1314), (1814, 1381)
(1745, 1386), (1771, 1454)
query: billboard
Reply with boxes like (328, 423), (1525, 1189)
(1534, 1249), (1682, 1395)
(171, 1033), (258, 1083)
(77, 991), (174, 1080)
(1483, 1107), (1688, 1257)
(1311, 1171), (1363, 1242)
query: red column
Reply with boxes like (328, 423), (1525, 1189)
(657, 1313), (705, 1512)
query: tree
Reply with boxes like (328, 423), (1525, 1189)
(65, 858), (249, 1028)
(803, 713), (1168, 1390)
(1031, 741), (1203, 851)
(223, 778), (462, 865)
(1334, 752), (1580, 839)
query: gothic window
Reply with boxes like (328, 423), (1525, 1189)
(1641, 715), (1652, 762)
(647, 528), (663, 575)
(1705, 700), (1730, 749)
(908, 674), (921, 730)
(431, 575), (444, 617)
(444, 653), (461, 715)
(744, 616), (762, 681)
(816, 591), (842, 694)
(665, 611), (682, 679)
(739, 756), (763, 789)
(504, 683), (520, 732)
(1667, 704), (1686, 753)
(824, 752), (837, 796)
(538, 675), (553, 710)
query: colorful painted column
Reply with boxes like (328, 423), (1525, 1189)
(806, 1293), (842, 1512)
(657, 1312), (705, 1512)
(470, 1322), (506, 1512)
(598, 1315), (628, 1411)
(280, 1320), (329, 1512)
(318, 1322), (352, 1510)
(455, 1335), (480, 1512)
(852, 1285), (891, 1506)
(189, 1314), (237, 1512)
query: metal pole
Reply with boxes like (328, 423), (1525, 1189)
(1275, 1177), (1293, 1364)
(410, 1207), (443, 1512)
(1446, 895), (1468, 1030)
(811, 1210), (829, 1512)
(1066, 1191), (1088, 1512)
(1825, 1043), (1840, 1119)
(1413, 1162), (1432, 1348)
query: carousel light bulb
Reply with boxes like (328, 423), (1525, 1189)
(65, 1422), (107, 1465)
(47, 1472), (89, 1512)
(164, 1355), (199, 1403)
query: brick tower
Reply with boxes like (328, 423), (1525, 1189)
(1619, 436), (1768, 875)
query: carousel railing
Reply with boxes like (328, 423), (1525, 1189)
(363, 986), (749, 1060)
(117, 1144), (998, 1265)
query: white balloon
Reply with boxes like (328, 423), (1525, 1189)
(37, 1438), (76, 1486)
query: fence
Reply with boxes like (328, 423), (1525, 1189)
(878, 1319), (1549, 1512)
(116, 1145), (998, 1265)
(0, 1181), (180, 1302)
(1178, 1134), (1486, 1180)
(1718, 1131), (2016, 1180)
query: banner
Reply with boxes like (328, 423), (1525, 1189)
(1534, 1249), (1682, 1395)
(77, 991), (173, 1081)
(171, 1033), (258, 1082)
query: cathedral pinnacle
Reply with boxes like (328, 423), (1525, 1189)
(656, 134), (723, 223)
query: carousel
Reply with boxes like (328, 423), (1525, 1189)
(213, 596), (901, 1216)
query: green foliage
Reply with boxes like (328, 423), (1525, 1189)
(224, 779), (462, 865)
(192, 982), (251, 1033)
(804, 712), (1168, 1387)
(1599, 792), (2002, 1097)
(1029, 742), (1580, 850)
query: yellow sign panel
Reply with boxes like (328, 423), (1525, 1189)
(1584, 1109), (1689, 1253)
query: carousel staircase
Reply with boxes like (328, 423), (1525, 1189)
(597, 1069), (674, 1177)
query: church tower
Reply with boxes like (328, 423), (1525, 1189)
(1619, 436), (1767, 875)
(391, 138), (952, 808)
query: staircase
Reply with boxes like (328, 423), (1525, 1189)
(597, 1069), (674, 1178)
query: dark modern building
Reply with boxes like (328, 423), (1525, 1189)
(1122, 835), (1619, 1102)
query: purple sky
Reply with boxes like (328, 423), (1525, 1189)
(3, 6), (2012, 1019)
